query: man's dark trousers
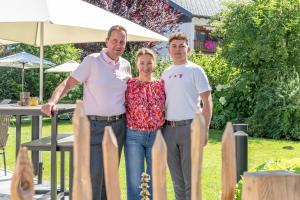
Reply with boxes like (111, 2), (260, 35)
(89, 117), (125, 200)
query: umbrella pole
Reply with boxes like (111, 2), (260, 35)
(22, 63), (24, 92)
(38, 22), (44, 185)
(39, 23), (44, 104)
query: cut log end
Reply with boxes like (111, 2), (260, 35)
(242, 170), (300, 200)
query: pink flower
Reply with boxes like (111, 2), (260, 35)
(204, 40), (216, 50)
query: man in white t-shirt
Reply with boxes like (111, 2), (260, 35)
(41, 25), (131, 200)
(162, 32), (213, 200)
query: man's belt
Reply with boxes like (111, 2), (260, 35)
(165, 119), (193, 127)
(88, 114), (124, 122)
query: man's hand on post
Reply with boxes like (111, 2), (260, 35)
(41, 102), (56, 117)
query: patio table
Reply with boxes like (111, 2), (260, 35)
(0, 103), (75, 199)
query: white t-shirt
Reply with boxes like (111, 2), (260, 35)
(162, 61), (211, 121)
(71, 49), (131, 116)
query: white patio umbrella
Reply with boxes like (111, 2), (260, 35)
(45, 61), (78, 116)
(0, 51), (54, 92)
(0, 39), (17, 45)
(45, 60), (79, 73)
(0, 0), (167, 102)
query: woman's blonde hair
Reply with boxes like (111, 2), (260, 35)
(135, 48), (156, 64)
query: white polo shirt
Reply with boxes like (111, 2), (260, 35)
(162, 61), (211, 121)
(71, 49), (131, 116)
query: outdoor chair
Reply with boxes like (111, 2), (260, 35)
(0, 115), (11, 176)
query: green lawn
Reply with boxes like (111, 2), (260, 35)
(3, 118), (300, 199)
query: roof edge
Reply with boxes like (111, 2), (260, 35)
(169, 1), (192, 18)
(192, 14), (211, 19)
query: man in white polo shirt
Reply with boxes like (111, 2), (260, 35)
(162, 32), (213, 200)
(41, 25), (131, 200)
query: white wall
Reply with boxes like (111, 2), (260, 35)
(155, 22), (193, 58)
(155, 17), (212, 57)
(179, 22), (194, 48)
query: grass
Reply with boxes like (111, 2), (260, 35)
(3, 118), (300, 199)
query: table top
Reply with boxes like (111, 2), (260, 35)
(0, 104), (76, 116)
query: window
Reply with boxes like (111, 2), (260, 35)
(194, 26), (217, 54)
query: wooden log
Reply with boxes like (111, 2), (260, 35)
(221, 122), (237, 200)
(191, 112), (206, 200)
(242, 170), (300, 200)
(102, 126), (121, 200)
(72, 100), (92, 200)
(11, 147), (34, 200)
(152, 130), (167, 200)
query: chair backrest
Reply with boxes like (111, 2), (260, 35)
(0, 115), (11, 148)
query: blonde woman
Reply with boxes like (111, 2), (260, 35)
(125, 48), (165, 200)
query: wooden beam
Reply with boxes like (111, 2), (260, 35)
(152, 130), (167, 200)
(102, 126), (121, 200)
(221, 122), (237, 200)
(72, 100), (92, 200)
(191, 112), (206, 200)
(242, 170), (300, 200)
(11, 147), (34, 200)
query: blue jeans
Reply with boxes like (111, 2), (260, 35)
(125, 128), (157, 200)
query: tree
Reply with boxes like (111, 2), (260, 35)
(91, 0), (179, 35)
(78, 0), (181, 57)
(211, 0), (300, 139)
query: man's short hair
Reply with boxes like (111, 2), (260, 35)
(106, 25), (127, 40)
(168, 32), (189, 45)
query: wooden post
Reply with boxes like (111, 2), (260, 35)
(242, 170), (300, 200)
(221, 122), (237, 200)
(152, 130), (167, 200)
(72, 100), (92, 200)
(11, 147), (34, 200)
(102, 126), (121, 200)
(191, 112), (206, 200)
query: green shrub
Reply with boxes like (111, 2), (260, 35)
(211, 0), (300, 139)
(189, 50), (239, 88)
(249, 71), (300, 139)
(154, 57), (172, 78)
(0, 68), (22, 100)
(189, 51), (243, 129)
